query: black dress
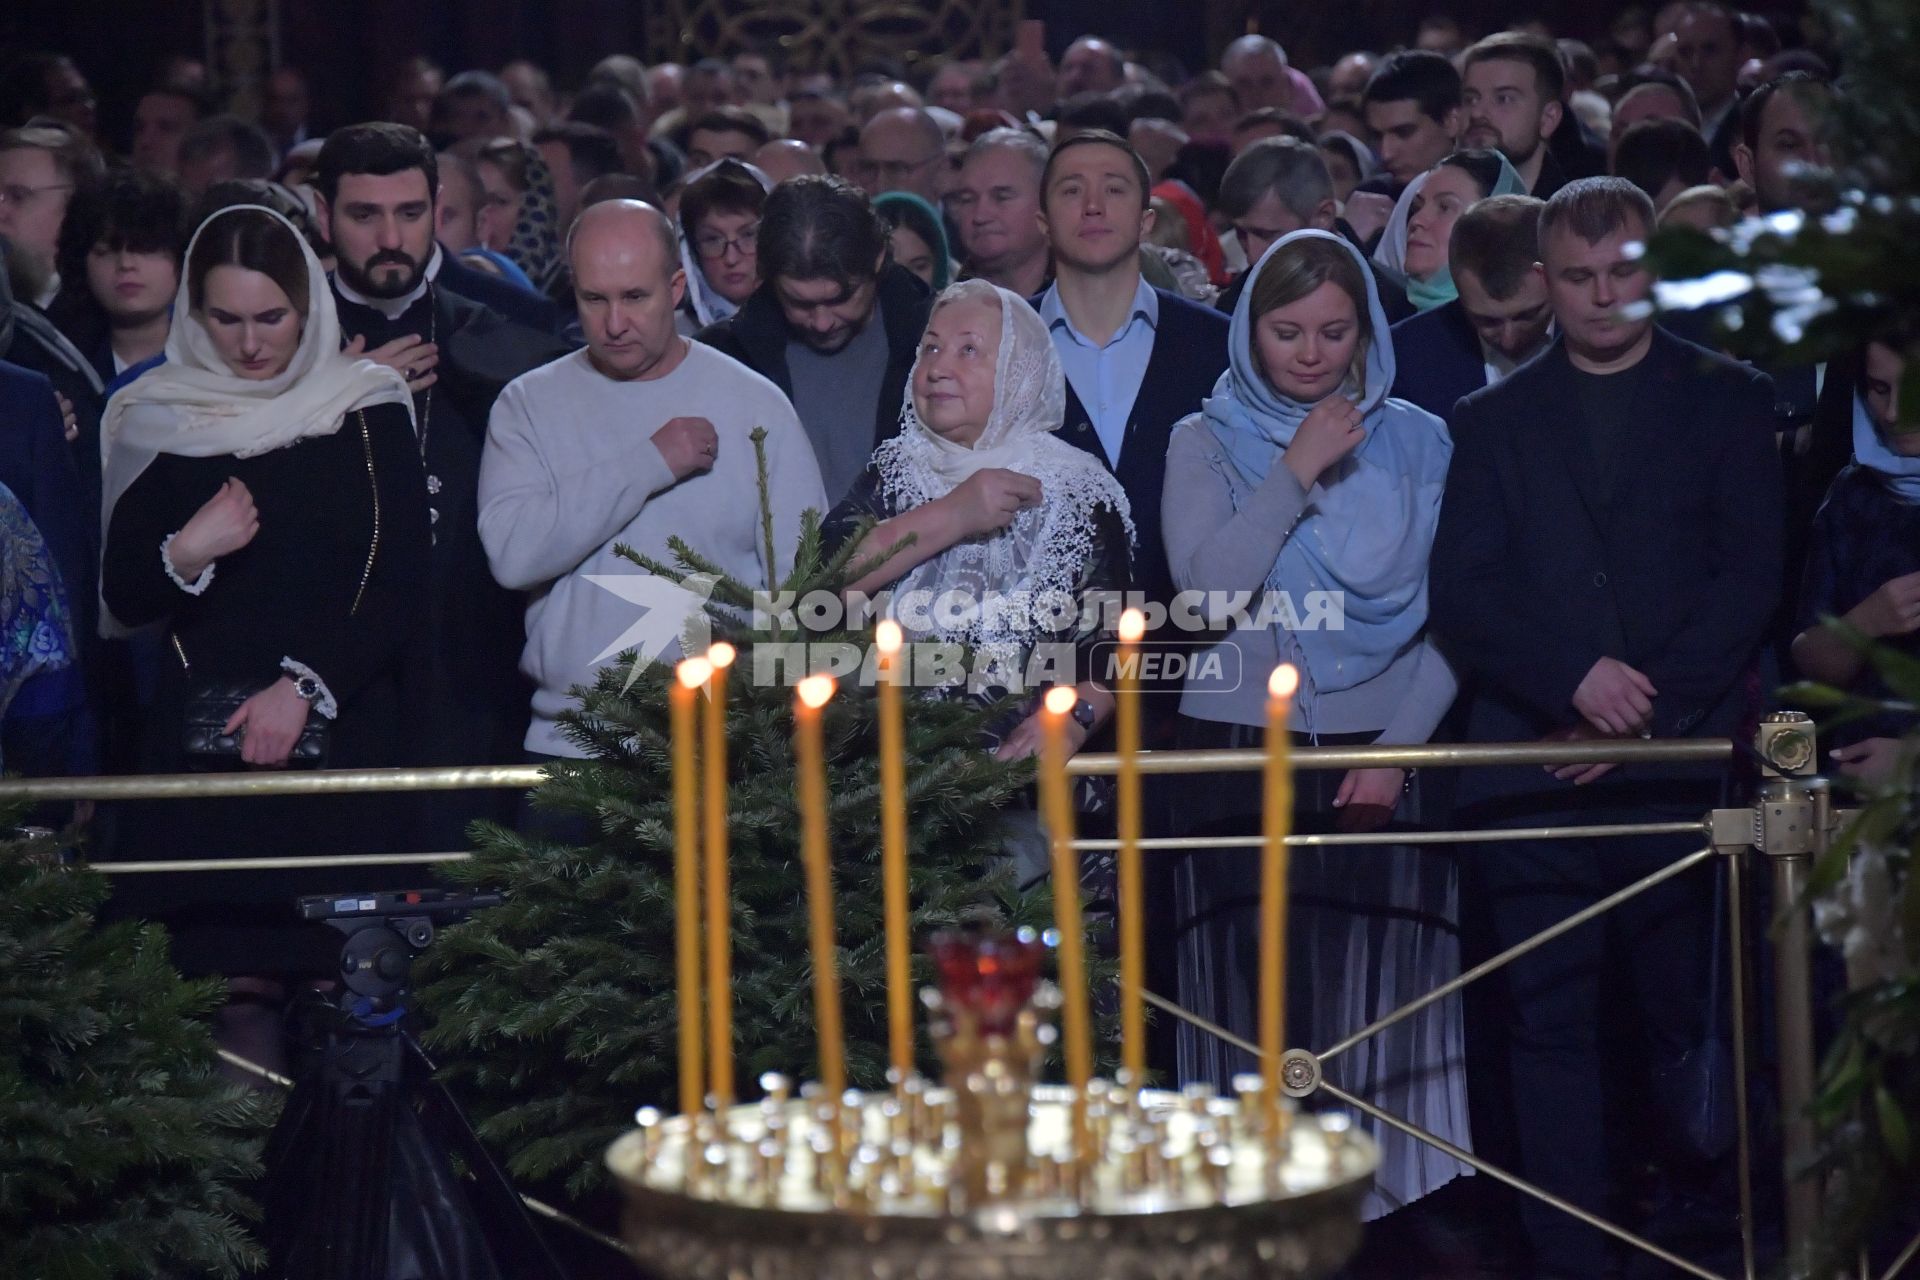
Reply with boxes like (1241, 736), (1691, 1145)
(101, 400), (432, 975)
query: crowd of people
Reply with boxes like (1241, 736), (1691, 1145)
(0, 7), (1909, 1274)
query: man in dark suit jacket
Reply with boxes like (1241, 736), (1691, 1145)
(1036, 130), (1231, 1079)
(1034, 130), (1231, 642)
(316, 124), (573, 848)
(1391, 194), (1553, 423)
(697, 175), (931, 508)
(1430, 179), (1780, 1278)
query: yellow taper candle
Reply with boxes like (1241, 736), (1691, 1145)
(1262, 663), (1299, 1142)
(794, 674), (847, 1100)
(703, 641), (737, 1107)
(874, 621), (914, 1082)
(1114, 607), (1146, 1081)
(1040, 684), (1093, 1167)
(671, 658), (710, 1118)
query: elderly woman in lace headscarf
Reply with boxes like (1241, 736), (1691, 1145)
(823, 278), (1134, 763)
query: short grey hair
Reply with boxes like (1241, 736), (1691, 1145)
(963, 127), (1047, 183)
(1224, 34), (1289, 70)
(1218, 137), (1331, 223)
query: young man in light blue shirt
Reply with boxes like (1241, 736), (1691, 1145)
(1035, 129), (1229, 624)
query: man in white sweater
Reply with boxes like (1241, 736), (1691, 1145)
(479, 200), (825, 759)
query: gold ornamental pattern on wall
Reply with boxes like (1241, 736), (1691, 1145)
(646, 0), (1026, 79)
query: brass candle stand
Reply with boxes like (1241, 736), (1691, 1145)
(607, 931), (1375, 1280)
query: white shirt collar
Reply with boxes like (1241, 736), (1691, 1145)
(34, 271), (60, 311)
(332, 245), (440, 320)
(1478, 322), (1555, 384)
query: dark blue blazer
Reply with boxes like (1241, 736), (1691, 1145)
(437, 249), (562, 335)
(1430, 329), (1782, 808)
(1390, 300), (1487, 425)
(1048, 287), (1231, 612)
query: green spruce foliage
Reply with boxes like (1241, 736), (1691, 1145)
(417, 429), (1088, 1197)
(0, 821), (275, 1279)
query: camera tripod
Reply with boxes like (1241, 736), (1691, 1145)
(261, 889), (567, 1280)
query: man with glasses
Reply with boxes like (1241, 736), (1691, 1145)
(853, 107), (951, 205)
(696, 174), (930, 505)
(0, 52), (98, 139)
(0, 124), (102, 308)
(1, 122), (108, 511)
(1211, 137), (1413, 321)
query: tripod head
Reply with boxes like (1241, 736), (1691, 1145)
(298, 888), (502, 1013)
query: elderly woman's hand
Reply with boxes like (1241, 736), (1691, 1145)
(995, 706), (1090, 762)
(946, 468), (1043, 538)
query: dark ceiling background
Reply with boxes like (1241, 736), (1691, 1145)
(4, 0), (1786, 151)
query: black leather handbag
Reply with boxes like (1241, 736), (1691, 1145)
(181, 675), (331, 768)
(173, 412), (380, 771)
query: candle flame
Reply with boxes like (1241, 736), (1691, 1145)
(708, 641), (737, 670)
(1044, 685), (1078, 716)
(797, 674), (836, 709)
(875, 619), (903, 654)
(1118, 608), (1146, 643)
(1268, 663), (1300, 700)
(677, 657), (713, 688)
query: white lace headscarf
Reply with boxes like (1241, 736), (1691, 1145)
(870, 279), (1134, 670)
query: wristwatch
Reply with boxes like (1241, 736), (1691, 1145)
(291, 673), (323, 704)
(1069, 697), (1098, 730)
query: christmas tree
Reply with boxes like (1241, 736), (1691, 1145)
(417, 430), (1100, 1199)
(0, 819), (276, 1279)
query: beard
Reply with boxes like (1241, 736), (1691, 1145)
(338, 246), (427, 300)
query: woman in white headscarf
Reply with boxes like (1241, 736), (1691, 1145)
(100, 204), (431, 989)
(674, 158), (773, 335)
(823, 278), (1134, 765)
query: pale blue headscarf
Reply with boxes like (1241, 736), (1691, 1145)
(1201, 229), (1453, 696)
(1854, 392), (1920, 503)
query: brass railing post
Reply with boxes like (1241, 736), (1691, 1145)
(1749, 711), (1825, 1264)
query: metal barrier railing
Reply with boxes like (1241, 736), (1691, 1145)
(0, 724), (1845, 1278)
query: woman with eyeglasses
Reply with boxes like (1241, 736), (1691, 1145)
(673, 158), (771, 336)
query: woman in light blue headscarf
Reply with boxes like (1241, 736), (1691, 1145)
(1792, 338), (1920, 784)
(1160, 227), (1468, 1219)
(1375, 147), (1527, 312)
